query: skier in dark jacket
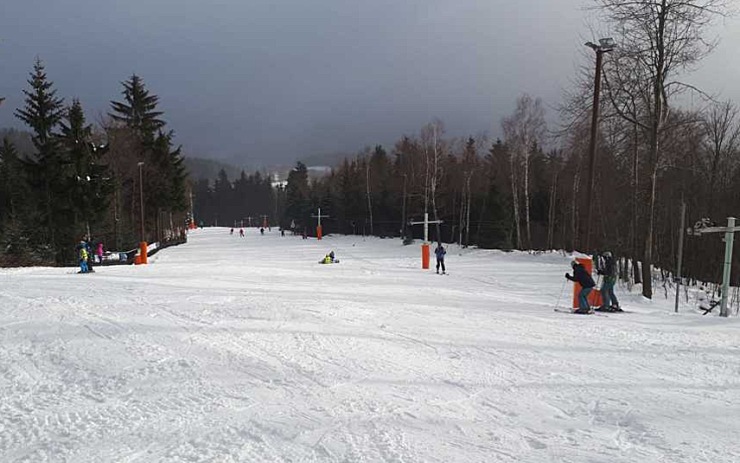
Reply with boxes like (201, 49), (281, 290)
(565, 260), (595, 313)
(434, 243), (446, 274)
(596, 251), (621, 312)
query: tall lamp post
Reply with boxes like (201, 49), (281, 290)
(584, 38), (615, 251)
(137, 161), (148, 264)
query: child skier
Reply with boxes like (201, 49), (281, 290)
(78, 241), (89, 273)
(565, 260), (595, 314)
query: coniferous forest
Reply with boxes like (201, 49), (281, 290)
(0, 60), (188, 265)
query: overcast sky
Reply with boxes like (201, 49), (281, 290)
(1, 0), (738, 167)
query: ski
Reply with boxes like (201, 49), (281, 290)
(553, 308), (607, 316)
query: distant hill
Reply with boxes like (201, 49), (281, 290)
(298, 151), (352, 169)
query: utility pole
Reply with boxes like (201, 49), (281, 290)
(401, 174), (407, 240)
(584, 38), (615, 251)
(138, 162), (145, 243)
(137, 161), (147, 265)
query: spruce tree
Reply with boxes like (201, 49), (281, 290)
(109, 75), (164, 143)
(59, 99), (113, 242)
(285, 162), (310, 229)
(109, 75), (186, 241)
(14, 58), (67, 262)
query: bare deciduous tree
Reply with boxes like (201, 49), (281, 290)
(702, 100), (740, 215)
(595, 0), (729, 298)
(502, 94), (546, 249)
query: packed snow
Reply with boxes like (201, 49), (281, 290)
(1, 228), (739, 462)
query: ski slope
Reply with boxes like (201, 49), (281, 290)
(1, 228), (739, 462)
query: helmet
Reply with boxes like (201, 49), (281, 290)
(571, 260), (578, 268)
(603, 251), (612, 258)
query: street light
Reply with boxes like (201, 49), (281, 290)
(137, 161), (147, 265)
(584, 37), (615, 251)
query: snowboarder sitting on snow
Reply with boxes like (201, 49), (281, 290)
(434, 243), (446, 274)
(319, 251), (337, 264)
(565, 260), (595, 314)
(596, 251), (621, 312)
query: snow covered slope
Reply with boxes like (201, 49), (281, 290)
(1, 228), (739, 462)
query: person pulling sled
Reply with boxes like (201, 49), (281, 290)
(565, 260), (595, 314)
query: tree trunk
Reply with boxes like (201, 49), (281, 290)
(465, 174), (472, 247)
(510, 152), (521, 249)
(366, 159), (373, 235)
(642, 166), (658, 299)
(523, 148), (531, 249)
(547, 170), (558, 249)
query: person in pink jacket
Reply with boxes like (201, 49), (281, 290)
(96, 242), (104, 263)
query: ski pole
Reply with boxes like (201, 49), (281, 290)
(554, 277), (567, 309)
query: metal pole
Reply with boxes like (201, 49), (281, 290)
(138, 162), (145, 242)
(720, 217), (735, 317)
(401, 174), (407, 239)
(674, 201), (686, 313)
(424, 212), (429, 243)
(318, 208), (321, 228)
(585, 49), (604, 252)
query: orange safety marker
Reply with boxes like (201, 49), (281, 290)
(421, 243), (430, 269)
(572, 256), (602, 308)
(138, 241), (148, 265)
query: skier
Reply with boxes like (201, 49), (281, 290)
(565, 260), (595, 314)
(96, 242), (104, 264)
(239, 228), (244, 237)
(84, 239), (95, 272)
(230, 228), (234, 235)
(434, 243), (446, 274)
(77, 240), (89, 273)
(596, 251), (621, 312)
(260, 227), (264, 235)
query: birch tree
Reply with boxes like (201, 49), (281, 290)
(502, 94), (546, 249)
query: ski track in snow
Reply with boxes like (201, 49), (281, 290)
(1, 228), (740, 462)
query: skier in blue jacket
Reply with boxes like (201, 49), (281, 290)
(434, 243), (446, 274)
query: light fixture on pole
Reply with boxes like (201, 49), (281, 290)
(137, 161), (148, 265)
(584, 37), (615, 251)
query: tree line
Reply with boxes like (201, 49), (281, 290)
(0, 59), (188, 265)
(279, 0), (739, 299)
(192, 169), (282, 228)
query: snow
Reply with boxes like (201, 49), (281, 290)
(2, 228), (740, 462)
